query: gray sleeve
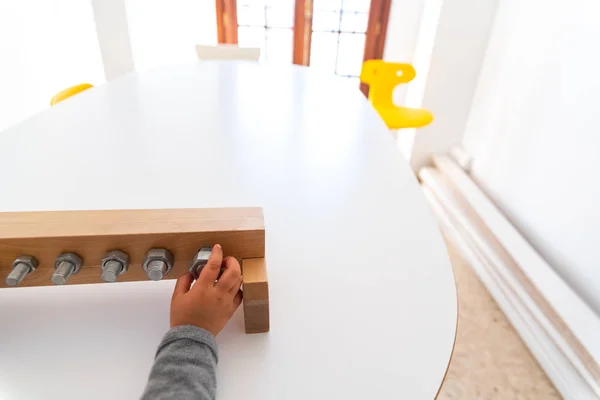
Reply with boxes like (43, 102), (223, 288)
(141, 325), (218, 400)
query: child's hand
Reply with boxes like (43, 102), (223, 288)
(170, 244), (243, 336)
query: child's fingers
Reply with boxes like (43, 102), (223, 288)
(229, 275), (243, 295)
(232, 289), (243, 309)
(196, 244), (223, 288)
(172, 272), (193, 299)
(215, 256), (241, 292)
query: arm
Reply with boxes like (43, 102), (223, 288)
(141, 326), (218, 400)
(141, 244), (243, 400)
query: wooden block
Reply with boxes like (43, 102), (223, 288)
(0, 208), (265, 288)
(242, 258), (270, 333)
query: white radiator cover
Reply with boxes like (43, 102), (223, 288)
(461, 0), (600, 315)
(420, 155), (600, 399)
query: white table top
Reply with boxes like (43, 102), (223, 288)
(0, 62), (456, 399)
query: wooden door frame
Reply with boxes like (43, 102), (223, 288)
(293, 0), (313, 65)
(216, 0), (238, 44)
(363, 0), (392, 61)
(361, 0), (392, 95)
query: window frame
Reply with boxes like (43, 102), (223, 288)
(216, 0), (238, 44)
(216, 0), (391, 92)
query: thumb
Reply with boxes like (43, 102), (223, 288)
(172, 272), (193, 299)
(197, 244), (223, 287)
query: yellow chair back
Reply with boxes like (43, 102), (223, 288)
(360, 60), (433, 129)
(50, 83), (94, 106)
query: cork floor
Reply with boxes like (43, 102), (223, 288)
(436, 240), (562, 399)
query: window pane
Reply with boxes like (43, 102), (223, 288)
(312, 10), (341, 31)
(265, 5), (294, 29)
(310, 32), (338, 74)
(238, 26), (266, 60)
(342, 0), (371, 13)
(238, 0), (265, 6)
(340, 11), (368, 33)
(336, 33), (365, 76)
(313, 0), (343, 11)
(265, 28), (293, 63)
(238, 5), (266, 26)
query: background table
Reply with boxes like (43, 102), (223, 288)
(0, 62), (456, 399)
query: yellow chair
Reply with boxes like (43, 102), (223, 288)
(360, 60), (433, 129)
(50, 83), (94, 106)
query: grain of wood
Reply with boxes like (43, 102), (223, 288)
(242, 258), (270, 334)
(0, 208), (264, 288)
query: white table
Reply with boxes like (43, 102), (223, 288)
(0, 62), (456, 399)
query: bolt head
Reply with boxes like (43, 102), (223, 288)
(55, 252), (83, 274)
(101, 250), (129, 274)
(142, 248), (174, 276)
(12, 255), (39, 271)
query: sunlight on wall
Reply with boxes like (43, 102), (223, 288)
(125, 0), (218, 71)
(0, 0), (104, 131)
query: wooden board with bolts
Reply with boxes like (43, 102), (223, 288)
(0, 207), (270, 334)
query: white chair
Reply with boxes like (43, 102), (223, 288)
(195, 45), (261, 61)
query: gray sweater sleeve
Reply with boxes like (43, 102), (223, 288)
(141, 325), (218, 400)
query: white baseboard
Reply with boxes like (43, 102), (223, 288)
(419, 154), (600, 399)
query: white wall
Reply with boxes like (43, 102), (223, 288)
(91, 0), (218, 77)
(0, 0), (219, 131)
(383, 0), (428, 106)
(91, 0), (135, 80)
(409, 0), (498, 170)
(383, 0), (444, 160)
(125, 0), (217, 71)
(0, 0), (105, 131)
(463, 0), (600, 314)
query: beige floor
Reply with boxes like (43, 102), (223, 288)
(436, 240), (562, 399)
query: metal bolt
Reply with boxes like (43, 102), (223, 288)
(53, 262), (74, 285)
(52, 252), (83, 285)
(5, 255), (38, 287)
(146, 260), (166, 280)
(142, 248), (174, 281)
(100, 250), (129, 283)
(101, 260), (122, 282)
(189, 246), (213, 279)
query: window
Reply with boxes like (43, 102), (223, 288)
(310, 0), (370, 85)
(236, 0), (295, 63)
(216, 0), (391, 92)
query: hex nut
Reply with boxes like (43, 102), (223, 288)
(12, 255), (39, 271)
(142, 248), (174, 275)
(101, 250), (129, 275)
(189, 246), (212, 279)
(54, 252), (83, 274)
